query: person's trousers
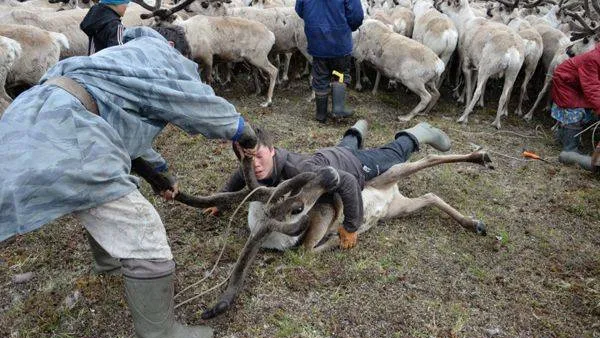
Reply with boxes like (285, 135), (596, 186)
(339, 132), (419, 181)
(74, 189), (175, 277)
(311, 56), (352, 95)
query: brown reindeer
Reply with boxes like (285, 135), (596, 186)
(174, 148), (492, 319)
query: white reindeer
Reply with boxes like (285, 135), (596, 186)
(0, 36), (21, 114)
(412, 0), (458, 88)
(353, 19), (445, 122)
(436, 0), (525, 129)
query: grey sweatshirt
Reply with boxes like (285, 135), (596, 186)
(221, 147), (365, 232)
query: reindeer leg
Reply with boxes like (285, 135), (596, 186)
(301, 204), (337, 251)
(492, 65), (519, 129)
(398, 80), (431, 122)
(281, 52), (292, 83)
(355, 60), (363, 91)
(523, 70), (552, 121)
(516, 63), (536, 116)
(384, 193), (486, 235)
(250, 56), (278, 107)
(366, 151), (492, 189)
(372, 71), (381, 95)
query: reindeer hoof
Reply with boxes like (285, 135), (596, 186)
(474, 220), (487, 236)
(201, 300), (230, 320)
(260, 101), (272, 108)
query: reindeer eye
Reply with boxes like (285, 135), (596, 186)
(291, 205), (304, 215)
(584, 37), (589, 44)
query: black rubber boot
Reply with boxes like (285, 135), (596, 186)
(315, 94), (329, 123)
(331, 82), (353, 118)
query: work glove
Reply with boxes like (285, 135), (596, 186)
(237, 121), (258, 150)
(338, 226), (358, 249)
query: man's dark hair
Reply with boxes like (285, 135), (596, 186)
(254, 125), (274, 149)
(152, 25), (192, 59)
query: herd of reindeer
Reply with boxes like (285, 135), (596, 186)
(0, 0), (598, 320)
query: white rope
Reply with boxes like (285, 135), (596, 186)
(572, 120), (600, 138)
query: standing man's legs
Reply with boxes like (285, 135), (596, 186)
(75, 190), (213, 338)
(330, 55), (353, 117)
(311, 57), (332, 123)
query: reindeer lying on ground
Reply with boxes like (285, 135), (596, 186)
(173, 149), (492, 319)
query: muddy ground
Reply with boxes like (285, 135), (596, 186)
(1, 71), (599, 338)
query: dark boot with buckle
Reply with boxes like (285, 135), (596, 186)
(331, 82), (353, 118)
(315, 93), (329, 123)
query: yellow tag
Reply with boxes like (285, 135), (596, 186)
(332, 70), (344, 83)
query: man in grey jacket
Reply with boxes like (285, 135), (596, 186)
(205, 120), (451, 249)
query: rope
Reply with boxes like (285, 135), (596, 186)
(173, 186), (262, 301)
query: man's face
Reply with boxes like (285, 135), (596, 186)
(113, 4), (128, 16)
(253, 145), (275, 180)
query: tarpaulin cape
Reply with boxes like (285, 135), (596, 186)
(0, 27), (244, 241)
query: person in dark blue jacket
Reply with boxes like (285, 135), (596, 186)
(295, 0), (364, 123)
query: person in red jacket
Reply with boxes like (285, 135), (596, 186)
(551, 42), (600, 152)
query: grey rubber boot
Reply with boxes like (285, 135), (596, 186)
(86, 232), (121, 275)
(343, 119), (368, 149)
(397, 122), (451, 152)
(559, 151), (593, 171)
(331, 82), (353, 117)
(315, 94), (329, 123)
(124, 273), (214, 338)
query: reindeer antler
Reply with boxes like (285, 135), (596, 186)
(520, 0), (555, 8)
(131, 0), (162, 12)
(496, 0), (520, 10)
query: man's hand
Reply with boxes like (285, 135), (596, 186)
(233, 142), (257, 160)
(160, 182), (179, 201)
(203, 206), (220, 217)
(237, 121), (258, 150)
(338, 226), (358, 249)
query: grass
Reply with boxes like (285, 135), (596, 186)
(1, 72), (600, 337)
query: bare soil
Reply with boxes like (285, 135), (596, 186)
(1, 73), (599, 338)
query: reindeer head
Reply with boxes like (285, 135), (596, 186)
(131, 0), (224, 21)
(563, 0), (600, 42)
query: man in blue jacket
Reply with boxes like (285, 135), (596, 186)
(295, 0), (364, 123)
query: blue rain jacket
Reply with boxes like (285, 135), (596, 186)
(295, 0), (364, 58)
(0, 27), (244, 241)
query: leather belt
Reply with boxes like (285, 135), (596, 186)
(45, 76), (99, 116)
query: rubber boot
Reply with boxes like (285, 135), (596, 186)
(315, 94), (329, 123)
(86, 232), (121, 275)
(331, 82), (353, 118)
(559, 151), (593, 171)
(553, 125), (582, 152)
(342, 119), (368, 149)
(124, 273), (214, 338)
(397, 122), (451, 152)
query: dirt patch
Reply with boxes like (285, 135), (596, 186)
(1, 74), (599, 338)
